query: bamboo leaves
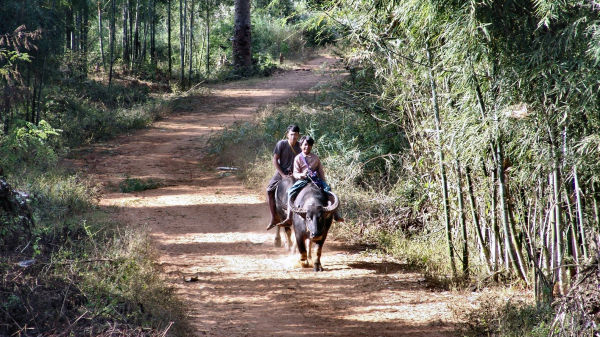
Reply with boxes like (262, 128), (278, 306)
(331, 0), (600, 297)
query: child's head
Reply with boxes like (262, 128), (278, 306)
(299, 136), (314, 154)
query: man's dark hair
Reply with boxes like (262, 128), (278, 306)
(299, 135), (314, 146)
(287, 124), (300, 133)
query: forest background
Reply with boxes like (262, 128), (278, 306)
(1, 0), (600, 336)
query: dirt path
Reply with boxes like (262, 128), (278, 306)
(72, 56), (463, 336)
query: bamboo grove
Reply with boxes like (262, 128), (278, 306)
(332, 0), (600, 298)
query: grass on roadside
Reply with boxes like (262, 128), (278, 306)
(203, 81), (553, 336)
(119, 177), (162, 193)
(0, 79), (193, 336)
(453, 290), (553, 337)
(0, 168), (191, 336)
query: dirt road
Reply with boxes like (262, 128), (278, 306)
(75, 56), (462, 336)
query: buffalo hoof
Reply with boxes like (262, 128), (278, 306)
(274, 236), (282, 248)
(295, 259), (311, 268)
(313, 262), (323, 272)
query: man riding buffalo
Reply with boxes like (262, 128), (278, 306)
(277, 135), (343, 227)
(266, 124), (301, 230)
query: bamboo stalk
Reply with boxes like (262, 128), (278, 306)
(426, 44), (456, 278)
(466, 165), (492, 272)
(497, 137), (529, 284)
(549, 130), (566, 295)
(456, 159), (469, 279)
(573, 165), (588, 259)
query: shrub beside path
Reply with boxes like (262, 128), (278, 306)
(70, 55), (465, 336)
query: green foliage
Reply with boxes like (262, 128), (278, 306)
(300, 13), (339, 46)
(43, 81), (158, 146)
(119, 177), (162, 193)
(0, 164), (187, 335)
(73, 227), (188, 335)
(254, 0), (295, 18)
(0, 120), (61, 172)
(251, 14), (307, 60)
(253, 52), (279, 76)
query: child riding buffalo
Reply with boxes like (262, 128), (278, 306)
(278, 135), (343, 226)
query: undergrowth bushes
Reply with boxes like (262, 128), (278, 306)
(206, 79), (547, 335)
(0, 80), (188, 336)
(44, 85), (166, 146)
(455, 292), (553, 337)
(206, 89), (440, 264)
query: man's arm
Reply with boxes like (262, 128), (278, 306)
(272, 153), (288, 177)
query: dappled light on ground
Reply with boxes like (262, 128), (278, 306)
(71, 55), (463, 336)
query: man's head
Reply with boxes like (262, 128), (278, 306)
(286, 124), (300, 145)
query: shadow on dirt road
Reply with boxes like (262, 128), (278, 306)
(71, 55), (462, 337)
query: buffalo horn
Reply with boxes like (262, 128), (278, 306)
(323, 192), (339, 214)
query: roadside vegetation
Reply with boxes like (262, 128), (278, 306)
(207, 1), (600, 336)
(3, 0), (600, 335)
(0, 0), (335, 335)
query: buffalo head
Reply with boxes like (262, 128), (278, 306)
(291, 191), (338, 241)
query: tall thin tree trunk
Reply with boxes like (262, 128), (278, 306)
(188, 0), (194, 84)
(141, 8), (148, 61)
(122, 0), (130, 72)
(66, 6), (74, 50)
(549, 127), (566, 295)
(75, 11), (81, 51)
(179, 0), (185, 85)
(83, 0), (89, 55)
(497, 139), (529, 284)
(98, 0), (105, 71)
(151, 0), (156, 68)
(34, 57), (46, 125)
(168, 0), (172, 76)
(128, 0), (134, 67)
(466, 165), (493, 272)
(426, 44), (456, 278)
(134, 0), (140, 64)
(472, 69), (501, 273)
(109, 0), (116, 86)
(205, 0), (210, 77)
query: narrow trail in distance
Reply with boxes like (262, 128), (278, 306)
(71, 55), (464, 336)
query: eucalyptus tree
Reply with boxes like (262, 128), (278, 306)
(108, 0), (116, 85)
(97, 0), (106, 70)
(233, 0), (251, 71)
(179, 0), (186, 85)
(122, 0), (130, 71)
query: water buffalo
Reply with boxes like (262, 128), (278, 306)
(289, 182), (339, 272)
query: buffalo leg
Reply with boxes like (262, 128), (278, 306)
(274, 226), (282, 247)
(284, 227), (294, 252)
(313, 242), (324, 272)
(295, 235), (310, 268)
